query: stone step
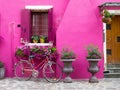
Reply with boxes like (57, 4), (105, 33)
(107, 68), (120, 73)
(104, 73), (120, 78)
(107, 64), (120, 68)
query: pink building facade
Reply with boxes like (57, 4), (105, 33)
(0, 0), (120, 78)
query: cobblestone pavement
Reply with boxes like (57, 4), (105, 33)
(0, 78), (120, 90)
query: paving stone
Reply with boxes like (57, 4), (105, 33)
(0, 78), (120, 90)
(106, 88), (117, 90)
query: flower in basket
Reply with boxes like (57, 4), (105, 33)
(86, 45), (102, 59)
(30, 46), (58, 60)
(30, 46), (41, 55)
(61, 48), (76, 59)
(48, 46), (59, 60)
(15, 46), (29, 59)
(30, 46), (46, 59)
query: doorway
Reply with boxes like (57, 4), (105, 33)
(106, 15), (120, 64)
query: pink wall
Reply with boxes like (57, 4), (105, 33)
(57, 0), (120, 79)
(0, 0), (69, 77)
(0, 0), (120, 78)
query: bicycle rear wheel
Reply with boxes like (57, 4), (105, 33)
(14, 60), (33, 81)
(43, 61), (63, 83)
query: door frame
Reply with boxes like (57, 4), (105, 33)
(103, 10), (120, 69)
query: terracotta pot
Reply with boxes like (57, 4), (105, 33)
(102, 17), (112, 24)
(33, 40), (38, 43)
(40, 38), (45, 43)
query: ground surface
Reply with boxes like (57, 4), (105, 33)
(0, 78), (120, 90)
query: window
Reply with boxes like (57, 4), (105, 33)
(21, 6), (55, 44)
(31, 12), (48, 37)
(106, 24), (111, 30)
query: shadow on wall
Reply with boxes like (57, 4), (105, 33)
(0, 14), (4, 46)
(0, 14), (1, 33)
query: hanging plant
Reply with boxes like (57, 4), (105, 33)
(102, 9), (114, 24)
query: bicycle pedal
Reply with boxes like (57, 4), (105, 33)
(32, 70), (39, 78)
(53, 78), (57, 80)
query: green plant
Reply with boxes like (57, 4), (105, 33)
(0, 61), (4, 68)
(86, 45), (102, 59)
(15, 46), (58, 60)
(40, 35), (46, 39)
(102, 9), (114, 18)
(31, 35), (39, 41)
(61, 48), (76, 59)
(15, 48), (25, 58)
(15, 46), (29, 59)
(40, 35), (47, 43)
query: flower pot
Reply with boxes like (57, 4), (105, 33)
(102, 17), (112, 24)
(40, 38), (45, 43)
(61, 59), (75, 83)
(87, 59), (101, 83)
(33, 40), (38, 43)
(0, 67), (5, 79)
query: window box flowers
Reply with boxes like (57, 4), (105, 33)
(15, 45), (58, 60)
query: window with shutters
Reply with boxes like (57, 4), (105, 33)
(21, 6), (55, 45)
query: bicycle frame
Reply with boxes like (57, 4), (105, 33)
(23, 56), (50, 73)
(30, 56), (49, 71)
(15, 45), (63, 82)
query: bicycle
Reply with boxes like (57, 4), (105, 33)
(14, 46), (63, 83)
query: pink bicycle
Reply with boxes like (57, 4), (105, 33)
(14, 46), (63, 83)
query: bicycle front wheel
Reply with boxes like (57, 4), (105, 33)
(14, 60), (33, 81)
(43, 61), (63, 83)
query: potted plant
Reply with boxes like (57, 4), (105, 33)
(0, 61), (5, 79)
(40, 35), (46, 43)
(102, 9), (114, 24)
(31, 35), (39, 43)
(86, 45), (102, 83)
(86, 45), (102, 59)
(61, 48), (76, 83)
(15, 46), (29, 59)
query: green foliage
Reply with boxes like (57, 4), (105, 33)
(15, 46), (58, 60)
(15, 48), (25, 57)
(31, 35), (39, 40)
(40, 35), (46, 39)
(30, 46), (40, 53)
(61, 48), (76, 59)
(48, 47), (57, 53)
(104, 10), (111, 18)
(0, 61), (4, 68)
(103, 9), (114, 18)
(86, 45), (102, 59)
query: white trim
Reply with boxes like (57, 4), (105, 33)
(103, 10), (120, 69)
(103, 23), (107, 70)
(25, 43), (53, 47)
(108, 10), (120, 15)
(25, 5), (53, 10)
(61, 59), (76, 61)
(87, 59), (101, 61)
